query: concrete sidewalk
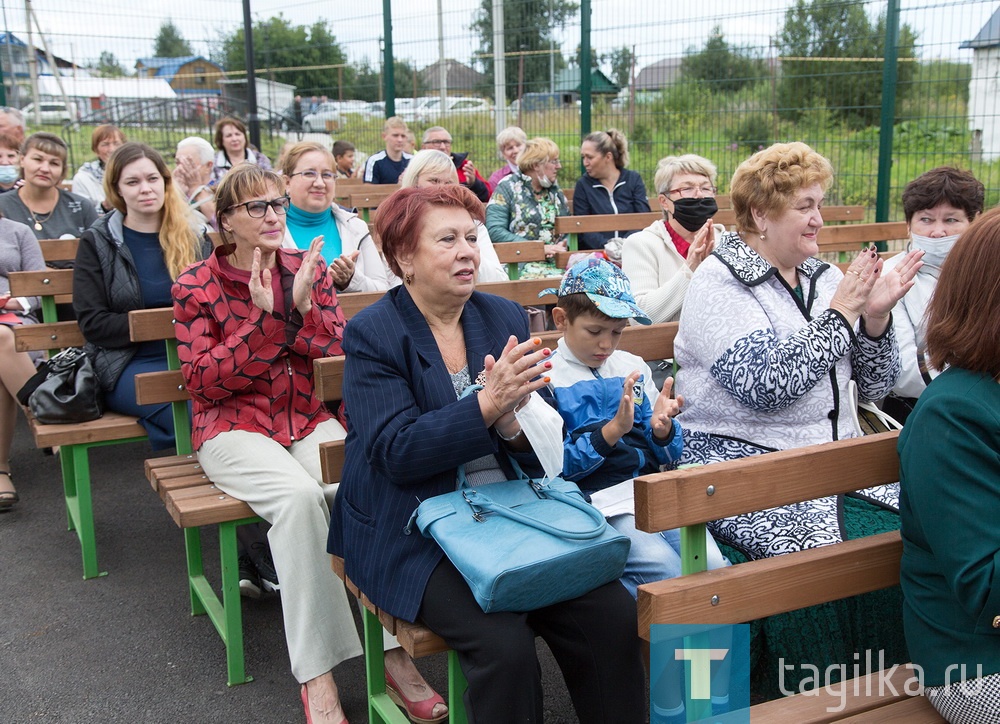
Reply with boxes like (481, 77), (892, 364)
(1, 416), (627, 723)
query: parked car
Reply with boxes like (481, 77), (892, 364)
(301, 100), (370, 132)
(21, 101), (76, 125)
(509, 92), (578, 113)
(397, 96), (434, 123)
(415, 96), (492, 122)
(266, 102), (303, 132)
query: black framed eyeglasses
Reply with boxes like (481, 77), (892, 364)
(289, 170), (336, 182)
(229, 196), (290, 218)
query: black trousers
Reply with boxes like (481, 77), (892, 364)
(419, 558), (645, 724)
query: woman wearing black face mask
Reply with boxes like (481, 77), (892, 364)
(621, 155), (724, 323)
(572, 129), (650, 250)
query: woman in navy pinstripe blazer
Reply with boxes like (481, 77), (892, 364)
(328, 185), (644, 724)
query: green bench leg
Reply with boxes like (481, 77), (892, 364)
(362, 607), (468, 723)
(182, 518), (258, 686)
(446, 650), (468, 724)
(680, 521), (711, 722)
(57, 436), (146, 580)
(60, 444), (106, 580)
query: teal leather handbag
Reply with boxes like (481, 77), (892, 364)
(407, 459), (631, 613)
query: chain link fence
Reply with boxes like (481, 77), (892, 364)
(4, 0), (999, 217)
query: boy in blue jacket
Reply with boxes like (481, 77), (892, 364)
(542, 258), (728, 598)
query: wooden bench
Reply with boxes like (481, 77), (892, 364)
(491, 240), (547, 280)
(633, 432), (943, 722)
(817, 221), (910, 269)
(553, 206), (866, 253)
(319, 321), (679, 723)
(9, 241), (149, 580)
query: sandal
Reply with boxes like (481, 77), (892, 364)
(0, 471), (17, 512)
(384, 668), (447, 724)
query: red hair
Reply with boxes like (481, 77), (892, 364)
(374, 185), (484, 277)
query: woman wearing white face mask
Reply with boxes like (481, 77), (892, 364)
(485, 137), (569, 271)
(0, 133), (21, 193)
(880, 167), (984, 423)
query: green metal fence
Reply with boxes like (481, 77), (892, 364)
(6, 0), (1000, 219)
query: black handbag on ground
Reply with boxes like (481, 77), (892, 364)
(17, 347), (104, 424)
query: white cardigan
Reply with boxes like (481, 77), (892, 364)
(620, 218), (725, 323)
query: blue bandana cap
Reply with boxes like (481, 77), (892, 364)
(540, 258), (651, 325)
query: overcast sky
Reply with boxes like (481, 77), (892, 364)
(8, 0), (997, 74)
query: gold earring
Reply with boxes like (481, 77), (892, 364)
(404, 272), (413, 285)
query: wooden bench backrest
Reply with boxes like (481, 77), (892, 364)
(493, 241), (546, 266)
(817, 221), (908, 253)
(635, 430), (899, 532)
(38, 237), (81, 262)
(634, 430), (902, 633)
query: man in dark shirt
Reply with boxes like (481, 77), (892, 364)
(421, 126), (491, 202)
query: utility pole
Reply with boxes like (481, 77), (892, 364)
(25, 0), (40, 124)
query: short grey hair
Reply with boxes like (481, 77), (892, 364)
(0, 107), (25, 130)
(653, 154), (718, 196)
(495, 126), (526, 156)
(176, 136), (215, 164)
(422, 126), (451, 144)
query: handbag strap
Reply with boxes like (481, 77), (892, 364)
(462, 483), (608, 540)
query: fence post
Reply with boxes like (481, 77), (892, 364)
(580, 0), (591, 137)
(875, 0), (901, 239)
(383, 0), (395, 117)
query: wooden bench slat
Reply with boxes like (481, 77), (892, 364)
(493, 241), (546, 264)
(835, 694), (944, 723)
(166, 486), (255, 528)
(8, 268), (75, 297)
(637, 531), (902, 633)
(28, 411), (146, 447)
(318, 440), (346, 486)
(38, 237), (81, 262)
(635, 431), (900, 532)
(14, 321), (85, 352)
(135, 370), (189, 405)
(145, 453), (199, 488)
(129, 307), (176, 343)
(817, 222), (909, 251)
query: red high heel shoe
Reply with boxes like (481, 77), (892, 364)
(384, 669), (448, 724)
(301, 684), (348, 724)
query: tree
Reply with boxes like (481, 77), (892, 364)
(470, 0), (578, 101)
(572, 44), (599, 71)
(349, 58), (425, 103)
(219, 15), (352, 97)
(606, 46), (635, 91)
(681, 26), (766, 94)
(95, 51), (126, 78)
(777, 0), (917, 128)
(154, 20), (193, 58)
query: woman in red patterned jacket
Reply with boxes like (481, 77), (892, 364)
(172, 164), (359, 722)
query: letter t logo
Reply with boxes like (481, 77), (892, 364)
(676, 648), (729, 699)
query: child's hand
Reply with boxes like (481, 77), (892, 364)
(602, 370), (641, 447)
(651, 376), (685, 440)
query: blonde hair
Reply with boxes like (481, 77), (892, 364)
(730, 142), (833, 236)
(214, 165), (287, 254)
(399, 149), (458, 188)
(517, 137), (560, 174)
(382, 116), (408, 134)
(653, 155), (718, 196)
(103, 142), (202, 280)
(582, 129), (629, 170)
(279, 141), (334, 177)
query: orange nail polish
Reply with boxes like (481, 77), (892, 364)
(532, 337), (542, 345)
(543, 376), (551, 383)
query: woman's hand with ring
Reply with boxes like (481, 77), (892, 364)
(478, 335), (552, 426)
(829, 246), (881, 324)
(863, 248), (924, 333)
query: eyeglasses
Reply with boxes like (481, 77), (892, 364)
(666, 185), (716, 198)
(289, 169), (336, 183)
(424, 138), (453, 147)
(228, 196), (290, 218)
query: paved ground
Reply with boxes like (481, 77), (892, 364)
(0, 415), (639, 723)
